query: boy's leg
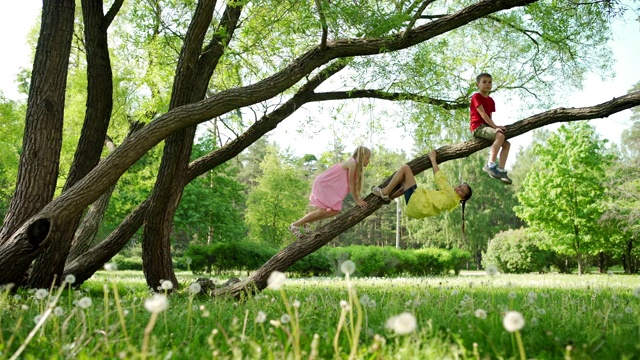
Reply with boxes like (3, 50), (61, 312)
(473, 126), (504, 179)
(498, 139), (511, 169)
(383, 164), (416, 198)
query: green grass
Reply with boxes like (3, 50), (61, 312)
(1, 271), (639, 359)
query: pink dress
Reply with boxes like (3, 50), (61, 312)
(309, 158), (354, 211)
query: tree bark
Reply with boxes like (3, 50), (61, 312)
(66, 135), (119, 264)
(0, 0), (75, 244)
(27, 0), (118, 288)
(214, 94), (640, 297)
(142, 0), (242, 291)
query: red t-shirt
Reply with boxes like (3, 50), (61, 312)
(469, 92), (495, 132)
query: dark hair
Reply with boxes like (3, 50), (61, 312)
(460, 183), (473, 235)
(476, 73), (492, 83)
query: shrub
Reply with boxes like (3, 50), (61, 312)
(111, 254), (143, 271)
(414, 248), (451, 275)
(483, 228), (555, 274)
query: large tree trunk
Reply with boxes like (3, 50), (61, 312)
(0, 0), (75, 245)
(27, 0), (122, 288)
(0, 0), (631, 287)
(142, 0), (243, 290)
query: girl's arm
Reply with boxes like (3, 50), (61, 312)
(346, 160), (367, 208)
(428, 150), (440, 174)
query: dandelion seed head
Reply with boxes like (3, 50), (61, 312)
(189, 282), (202, 294)
(360, 294), (370, 306)
(54, 306), (64, 316)
(537, 308), (546, 315)
(503, 311), (525, 332)
(485, 265), (498, 276)
(144, 294), (169, 314)
(527, 292), (537, 303)
(34, 314), (43, 324)
(474, 309), (487, 320)
(255, 311), (267, 323)
(103, 263), (118, 271)
(633, 287), (640, 299)
(385, 312), (417, 335)
(77, 297), (92, 309)
(161, 280), (173, 290)
(35, 289), (48, 300)
(451, 289), (459, 296)
(339, 300), (349, 310)
(531, 317), (539, 326)
(13, 294), (22, 300)
(21, 304), (29, 310)
(65, 274), (76, 284)
(625, 307), (633, 314)
(508, 291), (517, 299)
(340, 260), (356, 276)
(267, 271), (286, 290)
(292, 300), (301, 308)
(280, 314), (291, 324)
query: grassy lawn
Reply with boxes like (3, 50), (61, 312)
(1, 270), (639, 359)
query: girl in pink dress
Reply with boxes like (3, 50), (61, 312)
(288, 146), (371, 238)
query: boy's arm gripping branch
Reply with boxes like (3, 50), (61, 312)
(428, 150), (440, 174)
(477, 104), (506, 132)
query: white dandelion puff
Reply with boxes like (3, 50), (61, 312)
(625, 307), (633, 314)
(527, 292), (537, 303)
(474, 309), (487, 320)
(292, 300), (301, 308)
(340, 260), (356, 276)
(633, 287), (640, 299)
(144, 294), (169, 314)
(267, 271), (286, 290)
(77, 297), (93, 309)
(503, 311), (525, 332)
(386, 312), (417, 335)
(34, 314), (43, 324)
(103, 263), (118, 271)
(508, 291), (517, 299)
(485, 265), (498, 276)
(35, 289), (48, 300)
(189, 282), (202, 294)
(255, 311), (267, 323)
(54, 307), (64, 316)
(280, 314), (291, 324)
(161, 280), (174, 291)
(64, 274), (76, 284)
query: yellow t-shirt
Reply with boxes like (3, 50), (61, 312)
(406, 171), (461, 219)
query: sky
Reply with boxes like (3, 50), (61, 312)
(1, 1), (638, 168)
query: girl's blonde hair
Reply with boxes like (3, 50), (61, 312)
(351, 146), (371, 193)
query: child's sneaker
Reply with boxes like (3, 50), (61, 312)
(482, 164), (502, 180)
(497, 170), (513, 185)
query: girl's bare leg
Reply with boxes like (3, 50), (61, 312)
(381, 164), (416, 197)
(293, 208), (339, 227)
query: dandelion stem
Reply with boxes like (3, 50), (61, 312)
(515, 330), (526, 360)
(141, 312), (159, 360)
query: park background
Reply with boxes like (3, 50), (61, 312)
(0, 1), (639, 359)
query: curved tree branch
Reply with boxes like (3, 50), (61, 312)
(213, 90), (640, 297)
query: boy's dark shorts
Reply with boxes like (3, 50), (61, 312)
(404, 184), (418, 204)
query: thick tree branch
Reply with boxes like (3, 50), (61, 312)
(310, 90), (467, 110)
(214, 90), (640, 297)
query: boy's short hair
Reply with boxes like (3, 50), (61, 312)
(476, 72), (492, 83)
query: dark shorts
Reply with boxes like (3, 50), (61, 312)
(404, 184), (418, 205)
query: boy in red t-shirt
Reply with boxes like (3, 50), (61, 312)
(470, 73), (512, 184)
